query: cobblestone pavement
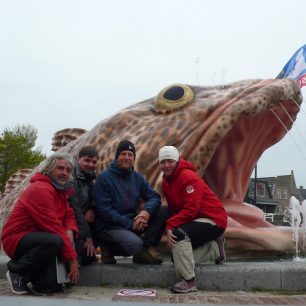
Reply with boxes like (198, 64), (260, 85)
(1, 278), (306, 305)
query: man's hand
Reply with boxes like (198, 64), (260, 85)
(133, 210), (150, 231)
(68, 259), (80, 284)
(84, 237), (96, 257)
(166, 229), (177, 249)
(66, 229), (74, 244)
(84, 209), (95, 223)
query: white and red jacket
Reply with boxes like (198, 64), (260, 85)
(162, 158), (227, 230)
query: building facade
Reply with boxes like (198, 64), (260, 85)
(245, 171), (301, 223)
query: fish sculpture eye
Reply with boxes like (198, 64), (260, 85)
(155, 83), (194, 113)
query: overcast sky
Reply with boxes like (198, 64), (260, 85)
(1, 0), (306, 186)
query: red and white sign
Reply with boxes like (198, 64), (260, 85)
(186, 185), (194, 194)
(117, 288), (156, 297)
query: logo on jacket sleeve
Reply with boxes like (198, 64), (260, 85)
(186, 186), (194, 194)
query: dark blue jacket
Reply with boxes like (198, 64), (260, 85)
(94, 162), (161, 232)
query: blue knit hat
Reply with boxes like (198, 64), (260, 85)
(115, 140), (136, 160)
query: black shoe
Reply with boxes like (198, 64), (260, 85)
(101, 246), (116, 264)
(29, 287), (50, 296)
(29, 284), (63, 296)
(133, 248), (163, 265)
(6, 271), (30, 295)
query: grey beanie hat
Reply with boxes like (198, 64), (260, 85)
(159, 146), (179, 162)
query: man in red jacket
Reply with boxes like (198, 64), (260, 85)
(159, 146), (227, 293)
(1, 152), (79, 295)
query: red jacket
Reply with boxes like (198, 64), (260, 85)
(1, 173), (78, 262)
(162, 158), (227, 230)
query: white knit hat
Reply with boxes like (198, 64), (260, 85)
(159, 146), (179, 162)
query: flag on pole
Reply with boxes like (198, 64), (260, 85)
(276, 44), (306, 88)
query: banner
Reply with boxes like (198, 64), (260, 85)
(277, 44), (306, 88)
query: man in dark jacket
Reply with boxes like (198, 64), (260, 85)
(94, 140), (168, 265)
(69, 146), (98, 266)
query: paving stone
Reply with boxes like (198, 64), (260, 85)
(2, 254), (306, 304)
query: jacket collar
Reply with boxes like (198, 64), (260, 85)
(164, 158), (196, 181)
(109, 160), (133, 177)
(75, 164), (96, 181)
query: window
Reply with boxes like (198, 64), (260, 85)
(283, 190), (288, 199)
(257, 183), (265, 197)
(277, 189), (281, 199)
(249, 183), (255, 196)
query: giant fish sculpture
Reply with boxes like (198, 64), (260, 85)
(0, 78), (303, 258)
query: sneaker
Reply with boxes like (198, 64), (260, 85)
(170, 278), (197, 293)
(6, 271), (30, 295)
(215, 236), (226, 265)
(29, 287), (50, 296)
(101, 246), (116, 264)
(132, 248), (163, 265)
(28, 282), (63, 296)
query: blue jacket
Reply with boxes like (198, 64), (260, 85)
(94, 161), (161, 232)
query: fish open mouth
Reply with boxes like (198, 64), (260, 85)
(150, 79), (302, 211)
(151, 79), (303, 253)
(188, 79), (302, 204)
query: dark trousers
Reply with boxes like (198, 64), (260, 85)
(75, 222), (97, 266)
(173, 221), (224, 249)
(74, 238), (96, 266)
(97, 205), (169, 256)
(7, 232), (63, 290)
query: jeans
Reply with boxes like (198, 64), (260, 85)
(97, 205), (169, 256)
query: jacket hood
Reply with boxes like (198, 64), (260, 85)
(165, 158), (196, 180)
(30, 172), (51, 183)
(30, 172), (74, 195)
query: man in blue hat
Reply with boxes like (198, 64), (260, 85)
(94, 139), (168, 265)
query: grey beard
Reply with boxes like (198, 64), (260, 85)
(47, 174), (73, 191)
